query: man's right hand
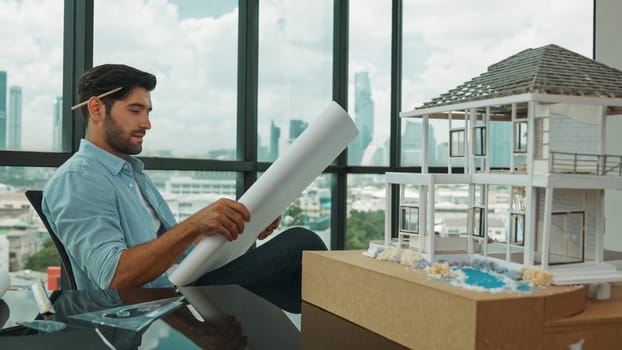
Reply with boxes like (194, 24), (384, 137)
(186, 198), (251, 242)
(110, 198), (250, 289)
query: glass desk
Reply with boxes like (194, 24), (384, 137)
(0, 285), (299, 349)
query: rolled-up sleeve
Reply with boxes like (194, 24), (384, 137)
(44, 163), (126, 289)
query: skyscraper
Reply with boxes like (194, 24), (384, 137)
(488, 121), (511, 167)
(289, 119), (308, 144)
(8, 86), (22, 150)
(0, 71), (7, 149)
(53, 96), (63, 151)
(436, 142), (449, 165)
(401, 120), (437, 166)
(270, 119), (280, 160)
(349, 71), (374, 165)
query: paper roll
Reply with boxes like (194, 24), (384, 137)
(0, 270), (9, 299)
(169, 101), (358, 286)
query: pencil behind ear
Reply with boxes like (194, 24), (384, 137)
(71, 86), (123, 111)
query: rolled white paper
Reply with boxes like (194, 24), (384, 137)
(0, 270), (9, 298)
(169, 101), (358, 286)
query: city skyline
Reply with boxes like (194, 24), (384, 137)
(0, 0), (602, 297)
(0, 64), (569, 172)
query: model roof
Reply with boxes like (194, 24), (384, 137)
(419, 44), (622, 109)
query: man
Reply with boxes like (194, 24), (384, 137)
(42, 64), (326, 312)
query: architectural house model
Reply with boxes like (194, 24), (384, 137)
(370, 44), (622, 287)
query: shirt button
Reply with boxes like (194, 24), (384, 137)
(129, 183), (134, 188)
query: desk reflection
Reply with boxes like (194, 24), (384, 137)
(1, 285), (299, 350)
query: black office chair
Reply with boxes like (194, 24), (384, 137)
(25, 190), (77, 290)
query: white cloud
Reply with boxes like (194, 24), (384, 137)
(396, 0), (592, 144)
(92, 0), (240, 157)
(0, 0), (63, 151)
(401, 0), (592, 107)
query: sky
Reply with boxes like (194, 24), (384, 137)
(0, 0), (593, 157)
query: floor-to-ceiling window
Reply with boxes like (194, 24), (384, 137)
(0, 0), (594, 280)
(257, 0), (333, 162)
(257, 0), (334, 247)
(345, 0), (392, 249)
(0, 0), (65, 274)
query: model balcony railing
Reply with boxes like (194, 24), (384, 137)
(549, 152), (622, 176)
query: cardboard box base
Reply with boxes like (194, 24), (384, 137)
(302, 250), (622, 350)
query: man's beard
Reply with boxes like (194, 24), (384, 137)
(104, 113), (144, 155)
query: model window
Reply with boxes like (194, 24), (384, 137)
(400, 206), (419, 233)
(472, 207), (485, 237)
(513, 121), (527, 153)
(450, 129), (465, 157)
(511, 213), (525, 245)
(473, 126), (486, 156)
(546, 212), (584, 264)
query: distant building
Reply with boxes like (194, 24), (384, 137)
(488, 121), (511, 167)
(8, 86), (22, 150)
(0, 191), (41, 271)
(164, 175), (236, 197)
(350, 185), (385, 212)
(360, 141), (385, 166)
(163, 175), (236, 221)
(270, 120), (280, 160)
(0, 191), (31, 220)
(206, 149), (236, 160)
(436, 142), (449, 165)
(0, 219), (37, 271)
(349, 71), (375, 165)
(299, 187), (330, 219)
(0, 71), (7, 149)
(53, 96), (63, 151)
(402, 120), (437, 166)
(289, 119), (308, 144)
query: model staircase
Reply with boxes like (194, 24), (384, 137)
(548, 262), (622, 285)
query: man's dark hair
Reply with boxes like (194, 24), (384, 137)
(76, 64), (157, 123)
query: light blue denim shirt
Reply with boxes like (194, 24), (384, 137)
(42, 139), (185, 289)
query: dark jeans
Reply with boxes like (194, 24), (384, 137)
(194, 227), (327, 313)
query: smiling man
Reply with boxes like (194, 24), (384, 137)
(42, 64), (326, 312)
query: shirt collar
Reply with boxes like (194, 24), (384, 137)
(78, 139), (145, 175)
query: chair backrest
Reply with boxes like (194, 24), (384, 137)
(25, 190), (77, 290)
